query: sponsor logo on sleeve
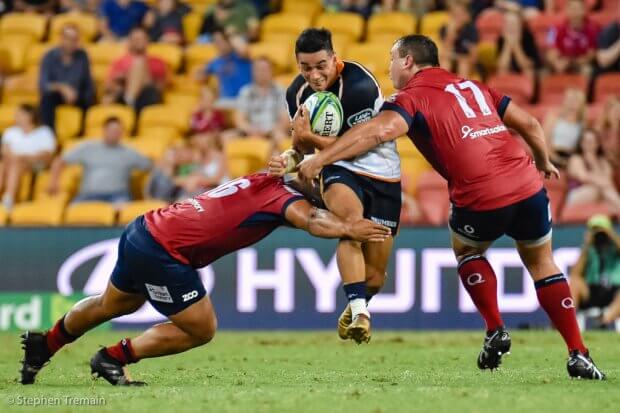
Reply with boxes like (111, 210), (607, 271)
(347, 109), (374, 127)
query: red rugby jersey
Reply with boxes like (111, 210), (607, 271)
(382, 67), (542, 210)
(144, 173), (304, 268)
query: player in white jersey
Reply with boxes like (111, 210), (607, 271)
(271, 29), (401, 343)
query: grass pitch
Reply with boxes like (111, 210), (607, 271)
(0, 330), (618, 413)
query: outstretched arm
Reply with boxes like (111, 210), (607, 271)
(298, 110), (409, 181)
(284, 199), (390, 242)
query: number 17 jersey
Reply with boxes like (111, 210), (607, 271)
(382, 67), (542, 211)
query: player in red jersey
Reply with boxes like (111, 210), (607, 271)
(19, 173), (390, 386)
(299, 35), (606, 380)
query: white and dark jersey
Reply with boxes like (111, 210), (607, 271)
(286, 61), (400, 181)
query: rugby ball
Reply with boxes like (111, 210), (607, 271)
(303, 91), (344, 137)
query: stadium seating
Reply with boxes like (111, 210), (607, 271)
(400, 157), (432, 195)
(260, 13), (312, 42)
(124, 137), (170, 161)
(419, 12), (449, 41)
(415, 170), (450, 226)
(182, 12), (203, 44)
(345, 42), (391, 74)
(0, 104), (16, 131)
(10, 200), (64, 226)
(315, 12), (365, 42)
(526, 14), (564, 51)
(138, 104), (191, 136)
(64, 202), (117, 226)
(0, 206), (6, 225)
(2, 73), (38, 105)
(0, 13), (48, 43)
(85, 104), (136, 137)
(593, 73), (620, 103)
(560, 202), (614, 224)
(55, 105), (83, 143)
(476, 42), (498, 74)
(118, 200), (167, 225)
(24, 42), (54, 74)
(249, 41), (294, 73)
(147, 43), (183, 73)
(86, 43), (125, 82)
(475, 8), (504, 42)
(225, 137), (272, 177)
(185, 44), (218, 76)
(0, 38), (29, 73)
(539, 74), (588, 105)
(33, 166), (82, 201)
(488, 74), (534, 105)
(367, 12), (417, 43)
(544, 176), (568, 220)
(49, 12), (98, 43)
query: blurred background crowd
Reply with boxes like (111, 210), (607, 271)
(0, 0), (617, 227)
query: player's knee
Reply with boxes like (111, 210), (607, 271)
(366, 270), (387, 290)
(192, 315), (217, 345)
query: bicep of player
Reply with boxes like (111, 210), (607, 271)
(502, 101), (549, 162)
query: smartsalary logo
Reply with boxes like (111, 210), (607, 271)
(461, 124), (507, 140)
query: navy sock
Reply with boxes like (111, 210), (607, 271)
(343, 282), (366, 302)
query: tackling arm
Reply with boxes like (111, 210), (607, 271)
(284, 199), (390, 242)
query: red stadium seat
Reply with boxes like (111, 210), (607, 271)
(526, 13), (564, 51)
(593, 73), (620, 103)
(475, 9), (504, 42)
(554, 0), (597, 11)
(543, 176), (568, 220)
(559, 202), (614, 224)
(522, 103), (558, 123)
(601, 0), (620, 11)
(487, 74), (534, 105)
(415, 171), (450, 226)
(539, 74), (587, 105)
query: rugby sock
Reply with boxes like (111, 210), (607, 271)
(46, 315), (80, 355)
(343, 282), (369, 318)
(535, 274), (587, 354)
(105, 338), (139, 365)
(457, 255), (504, 333)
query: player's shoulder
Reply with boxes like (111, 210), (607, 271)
(286, 74), (308, 97)
(341, 61), (380, 90)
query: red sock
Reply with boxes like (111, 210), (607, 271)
(458, 255), (504, 332)
(105, 338), (139, 365)
(535, 274), (587, 354)
(46, 315), (79, 355)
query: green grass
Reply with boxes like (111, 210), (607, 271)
(0, 330), (618, 413)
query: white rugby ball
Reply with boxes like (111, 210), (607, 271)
(303, 91), (344, 137)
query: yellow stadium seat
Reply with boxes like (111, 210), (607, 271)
(375, 73), (395, 98)
(225, 137), (272, 176)
(345, 42), (391, 74)
(64, 202), (116, 226)
(2, 73), (38, 105)
(86, 43), (125, 82)
(10, 200), (64, 226)
(123, 137), (170, 161)
(183, 12), (203, 44)
(274, 72), (298, 89)
(185, 44), (218, 75)
(0, 13), (48, 42)
(315, 12), (365, 42)
(148, 43), (183, 73)
(396, 137), (421, 158)
(55, 105), (83, 142)
(130, 169), (150, 200)
(277, 137), (293, 153)
(118, 200), (167, 225)
(282, 0), (322, 19)
(400, 156), (432, 194)
(138, 104), (190, 136)
(0, 38), (30, 73)
(85, 104), (136, 137)
(249, 41), (293, 74)
(0, 205), (7, 225)
(260, 13), (312, 42)
(164, 91), (199, 109)
(367, 12), (417, 43)
(15, 171), (33, 202)
(169, 75), (202, 96)
(49, 12), (98, 43)
(330, 33), (352, 57)
(24, 42), (54, 74)
(477, 42), (498, 74)
(226, 158), (252, 178)
(33, 165), (82, 201)
(420, 12), (449, 39)
(0, 104), (17, 132)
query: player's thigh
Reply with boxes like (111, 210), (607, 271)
(168, 295), (217, 344)
(321, 166), (364, 220)
(515, 239), (560, 282)
(362, 236), (394, 288)
(99, 281), (146, 316)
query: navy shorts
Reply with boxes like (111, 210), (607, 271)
(449, 188), (552, 247)
(111, 216), (206, 316)
(320, 164), (401, 236)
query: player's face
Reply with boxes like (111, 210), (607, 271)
(389, 45), (407, 90)
(296, 51), (338, 91)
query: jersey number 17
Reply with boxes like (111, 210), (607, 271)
(444, 81), (492, 119)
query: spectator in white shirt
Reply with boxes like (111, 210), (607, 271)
(0, 104), (56, 211)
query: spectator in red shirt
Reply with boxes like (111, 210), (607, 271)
(546, 0), (599, 77)
(189, 87), (226, 147)
(102, 26), (168, 114)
